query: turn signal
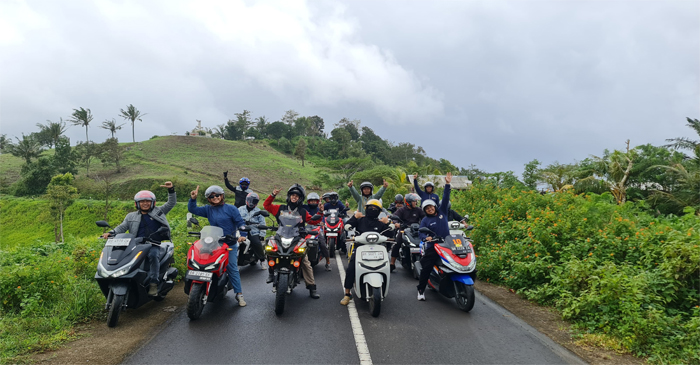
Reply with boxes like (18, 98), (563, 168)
(268, 260), (275, 267)
(293, 260), (300, 268)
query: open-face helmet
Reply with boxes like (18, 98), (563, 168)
(322, 192), (331, 202)
(424, 181), (435, 192)
(359, 181), (374, 196)
(307, 192), (320, 205)
(394, 194), (404, 203)
(287, 184), (306, 208)
(421, 199), (437, 215)
(134, 190), (156, 212)
(405, 193), (420, 208)
(205, 185), (226, 205)
(365, 199), (382, 219)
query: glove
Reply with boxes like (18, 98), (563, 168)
(223, 171), (228, 179)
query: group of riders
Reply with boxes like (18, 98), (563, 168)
(105, 171), (467, 307)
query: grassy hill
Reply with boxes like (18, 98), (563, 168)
(0, 136), (321, 199)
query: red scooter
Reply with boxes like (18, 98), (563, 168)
(323, 208), (347, 257)
(184, 218), (249, 319)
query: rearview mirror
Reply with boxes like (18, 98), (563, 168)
(189, 217), (200, 226)
(418, 227), (433, 234)
(239, 225), (251, 232)
(149, 226), (171, 241)
(96, 220), (110, 228)
(389, 215), (400, 221)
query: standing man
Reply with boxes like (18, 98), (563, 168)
(348, 179), (388, 214)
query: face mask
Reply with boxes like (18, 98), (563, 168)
(366, 207), (380, 219)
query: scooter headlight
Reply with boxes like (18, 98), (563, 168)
(110, 267), (131, 278)
(366, 234), (380, 243)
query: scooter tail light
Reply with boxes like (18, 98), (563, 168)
(268, 260), (275, 267)
(293, 260), (300, 268)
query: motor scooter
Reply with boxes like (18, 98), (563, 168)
(345, 225), (394, 317)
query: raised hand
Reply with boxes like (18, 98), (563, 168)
(383, 179), (388, 188)
(380, 216), (389, 224)
(413, 173), (418, 180)
(223, 171), (228, 179)
(160, 181), (173, 189)
(347, 180), (353, 188)
(354, 211), (364, 219)
(345, 199), (349, 207)
(272, 188), (281, 196)
(445, 171), (452, 185)
(191, 185), (200, 200)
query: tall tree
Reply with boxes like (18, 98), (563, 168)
(119, 104), (147, 143)
(101, 118), (125, 139)
(10, 134), (44, 163)
(100, 137), (124, 173)
(295, 138), (307, 166)
(45, 173), (79, 243)
(281, 110), (299, 125)
(255, 116), (269, 138)
(36, 118), (68, 148)
(539, 161), (578, 192)
(576, 140), (637, 204)
(664, 117), (700, 159)
(0, 134), (13, 153)
(53, 137), (77, 175)
(522, 159), (541, 190)
(68, 107), (94, 142)
(75, 141), (100, 176)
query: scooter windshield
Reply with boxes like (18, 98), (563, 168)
(326, 209), (339, 224)
(195, 226), (225, 255)
(277, 212), (303, 238)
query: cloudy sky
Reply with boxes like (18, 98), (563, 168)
(1, 0), (698, 176)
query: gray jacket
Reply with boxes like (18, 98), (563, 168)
(349, 185), (386, 214)
(112, 191), (177, 236)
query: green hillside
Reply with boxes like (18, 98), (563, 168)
(1, 136), (321, 199)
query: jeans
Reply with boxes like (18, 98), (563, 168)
(227, 243), (242, 293)
(249, 235), (266, 261)
(318, 233), (330, 258)
(344, 246), (359, 290)
(147, 246), (161, 284)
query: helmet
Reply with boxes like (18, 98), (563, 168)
(365, 199), (382, 210)
(287, 184), (305, 208)
(424, 181), (435, 190)
(134, 190), (156, 212)
(322, 192), (331, 201)
(365, 199), (382, 219)
(307, 192), (320, 203)
(245, 192), (260, 209)
(394, 194), (404, 203)
(239, 177), (250, 187)
(405, 193), (420, 208)
(328, 191), (339, 204)
(421, 199), (437, 214)
(205, 185), (225, 205)
(359, 181), (374, 195)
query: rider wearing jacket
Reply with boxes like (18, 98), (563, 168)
(340, 199), (393, 305)
(413, 174), (440, 206)
(104, 182), (176, 296)
(323, 191), (349, 254)
(188, 185), (249, 307)
(238, 192), (267, 268)
(303, 192), (331, 271)
(388, 194), (404, 214)
(389, 193), (424, 271)
(348, 180), (388, 214)
(223, 172), (253, 208)
(263, 184), (322, 299)
(417, 172), (453, 301)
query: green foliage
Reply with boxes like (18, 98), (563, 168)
(452, 185), (700, 363)
(12, 157), (56, 196)
(53, 137), (77, 175)
(68, 107), (94, 142)
(99, 137), (124, 173)
(522, 159), (541, 190)
(9, 134), (44, 164)
(119, 104), (146, 143)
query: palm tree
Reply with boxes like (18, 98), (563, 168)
(10, 134), (45, 163)
(101, 118), (125, 139)
(649, 163), (700, 213)
(0, 134), (12, 153)
(36, 118), (68, 148)
(119, 104), (147, 142)
(665, 118), (700, 159)
(576, 141), (637, 204)
(68, 107), (94, 142)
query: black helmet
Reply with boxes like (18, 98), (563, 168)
(405, 193), (420, 208)
(394, 194), (404, 203)
(322, 192), (331, 201)
(287, 184), (305, 208)
(359, 181), (373, 195)
(329, 191), (339, 204)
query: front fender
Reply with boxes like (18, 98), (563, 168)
(110, 283), (129, 296)
(451, 273), (474, 285)
(361, 272), (384, 288)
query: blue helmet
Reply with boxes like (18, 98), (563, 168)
(239, 177), (250, 187)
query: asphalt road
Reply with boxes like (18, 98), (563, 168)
(124, 253), (585, 365)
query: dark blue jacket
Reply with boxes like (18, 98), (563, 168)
(303, 204), (321, 216)
(419, 184), (451, 246)
(324, 201), (347, 213)
(414, 178), (439, 205)
(188, 199), (247, 237)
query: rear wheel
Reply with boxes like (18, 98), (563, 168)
(275, 273), (288, 315)
(107, 293), (124, 327)
(400, 248), (411, 270)
(455, 283), (475, 312)
(328, 238), (336, 258)
(369, 287), (382, 317)
(187, 283), (206, 320)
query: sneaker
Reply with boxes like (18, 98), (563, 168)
(148, 283), (158, 296)
(325, 263), (331, 271)
(236, 294), (247, 307)
(390, 264), (396, 273)
(417, 291), (426, 301)
(266, 273), (274, 284)
(340, 294), (352, 306)
(261, 260), (267, 270)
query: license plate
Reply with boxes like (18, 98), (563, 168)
(326, 233), (338, 237)
(105, 238), (130, 247)
(186, 270), (213, 282)
(410, 248), (421, 254)
(453, 247), (468, 255)
(362, 251), (384, 261)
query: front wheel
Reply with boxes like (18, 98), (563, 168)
(187, 283), (206, 320)
(275, 273), (288, 316)
(455, 282), (475, 312)
(328, 238), (336, 258)
(107, 293), (125, 327)
(369, 287), (382, 317)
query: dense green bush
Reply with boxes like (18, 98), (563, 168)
(452, 185), (700, 364)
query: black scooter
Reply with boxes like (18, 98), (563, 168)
(389, 215), (423, 279)
(95, 221), (178, 327)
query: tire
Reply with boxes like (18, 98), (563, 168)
(152, 296), (165, 302)
(275, 273), (288, 315)
(400, 248), (410, 270)
(369, 286), (382, 317)
(328, 238), (336, 258)
(187, 283), (206, 320)
(455, 282), (475, 312)
(107, 294), (124, 328)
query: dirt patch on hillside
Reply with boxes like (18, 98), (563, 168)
(31, 281), (646, 365)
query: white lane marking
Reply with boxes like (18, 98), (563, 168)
(336, 255), (373, 365)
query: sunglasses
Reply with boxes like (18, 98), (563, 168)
(208, 194), (223, 199)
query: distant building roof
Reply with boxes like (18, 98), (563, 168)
(408, 175), (472, 189)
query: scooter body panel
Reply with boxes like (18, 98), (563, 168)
(354, 243), (390, 300)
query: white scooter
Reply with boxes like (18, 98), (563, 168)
(345, 225), (394, 317)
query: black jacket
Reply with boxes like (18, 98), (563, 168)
(345, 216), (394, 242)
(394, 206), (425, 226)
(224, 178), (253, 208)
(448, 209), (464, 222)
